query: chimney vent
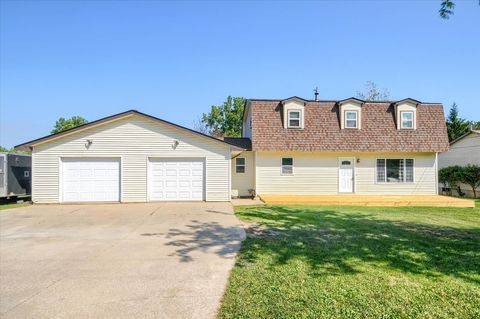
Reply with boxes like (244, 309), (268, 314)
(313, 87), (319, 101)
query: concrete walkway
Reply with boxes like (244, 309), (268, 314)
(0, 202), (245, 319)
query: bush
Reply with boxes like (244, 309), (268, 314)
(439, 166), (464, 196)
(440, 165), (480, 198)
(460, 164), (480, 198)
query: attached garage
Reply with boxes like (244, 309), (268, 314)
(62, 158), (120, 202)
(148, 158), (204, 201)
(16, 110), (242, 203)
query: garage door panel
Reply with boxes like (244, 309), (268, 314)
(62, 159), (120, 202)
(149, 159), (204, 201)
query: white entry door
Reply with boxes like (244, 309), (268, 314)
(149, 159), (204, 201)
(339, 158), (354, 193)
(62, 158), (120, 202)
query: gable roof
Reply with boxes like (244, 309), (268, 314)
(450, 130), (480, 145)
(248, 99), (449, 152)
(223, 137), (252, 150)
(338, 97), (365, 105)
(15, 110), (244, 151)
(394, 98), (422, 105)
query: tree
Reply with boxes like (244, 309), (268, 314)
(201, 96), (245, 137)
(0, 145), (31, 154)
(469, 121), (480, 130)
(439, 1), (479, 19)
(192, 117), (209, 134)
(446, 103), (470, 142)
(51, 116), (88, 134)
(460, 164), (480, 198)
(439, 165), (463, 196)
(0, 146), (10, 152)
(356, 81), (390, 101)
(439, 0), (455, 19)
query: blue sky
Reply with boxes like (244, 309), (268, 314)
(1, 0), (479, 148)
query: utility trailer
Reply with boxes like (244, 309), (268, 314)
(0, 153), (31, 198)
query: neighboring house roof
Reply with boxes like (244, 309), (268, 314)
(15, 110), (244, 151)
(223, 137), (252, 150)
(449, 130), (480, 145)
(247, 99), (449, 152)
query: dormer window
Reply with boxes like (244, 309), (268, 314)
(395, 98), (419, 130)
(338, 98), (364, 129)
(287, 110), (301, 128)
(401, 111), (414, 129)
(345, 111), (358, 129)
(282, 97), (305, 129)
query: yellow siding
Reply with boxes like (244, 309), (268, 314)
(231, 151), (255, 197)
(32, 114), (231, 203)
(256, 151), (437, 195)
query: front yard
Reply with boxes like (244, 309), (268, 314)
(219, 201), (480, 318)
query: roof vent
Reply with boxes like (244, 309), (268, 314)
(313, 87), (319, 101)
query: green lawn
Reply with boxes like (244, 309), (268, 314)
(219, 204), (480, 319)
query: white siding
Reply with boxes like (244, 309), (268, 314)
(231, 151), (255, 197)
(243, 104), (252, 139)
(438, 132), (480, 197)
(32, 114), (231, 203)
(438, 133), (480, 168)
(256, 151), (437, 195)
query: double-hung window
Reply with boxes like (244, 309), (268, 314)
(235, 157), (246, 174)
(345, 111), (358, 128)
(281, 158), (293, 175)
(401, 111), (414, 129)
(287, 110), (301, 128)
(376, 159), (414, 183)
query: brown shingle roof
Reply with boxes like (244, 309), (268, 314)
(249, 100), (449, 152)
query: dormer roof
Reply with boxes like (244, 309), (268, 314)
(338, 97), (365, 106)
(281, 96), (308, 105)
(394, 98), (422, 106)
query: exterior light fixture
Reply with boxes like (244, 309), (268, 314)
(173, 140), (179, 149)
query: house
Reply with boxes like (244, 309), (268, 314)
(227, 97), (449, 197)
(438, 130), (480, 197)
(15, 96), (449, 203)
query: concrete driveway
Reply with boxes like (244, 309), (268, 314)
(0, 202), (245, 319)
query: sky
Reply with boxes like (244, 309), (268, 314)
(1, 0), (479, 148)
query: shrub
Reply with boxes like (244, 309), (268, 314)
(439, 166), (464, 196)
(460, 164), (480, 198)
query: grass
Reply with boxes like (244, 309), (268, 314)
(219, 203), (480, 319)
(0, 198), (31, 210)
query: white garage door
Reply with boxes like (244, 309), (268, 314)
(149, 159), (204, 201)
(62, 158), (120, 202)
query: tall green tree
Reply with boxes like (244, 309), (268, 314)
(201, 96), (245, 137)
(446, 103), (470, 141)
(51, 116), (88, 134)
(356, 81), (390, 101)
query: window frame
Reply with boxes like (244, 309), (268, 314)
(400, 111), (414, 129)
(235, 157), (246, 174)
(344, 110), (359, 129)
(287, 110), (302, 129)
(376, 158), (415, 183)
(281, 157), (294, 175)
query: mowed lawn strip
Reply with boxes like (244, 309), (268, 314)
(219, 202), (480, 319)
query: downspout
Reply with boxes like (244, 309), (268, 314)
(435, 152), (439, 195)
